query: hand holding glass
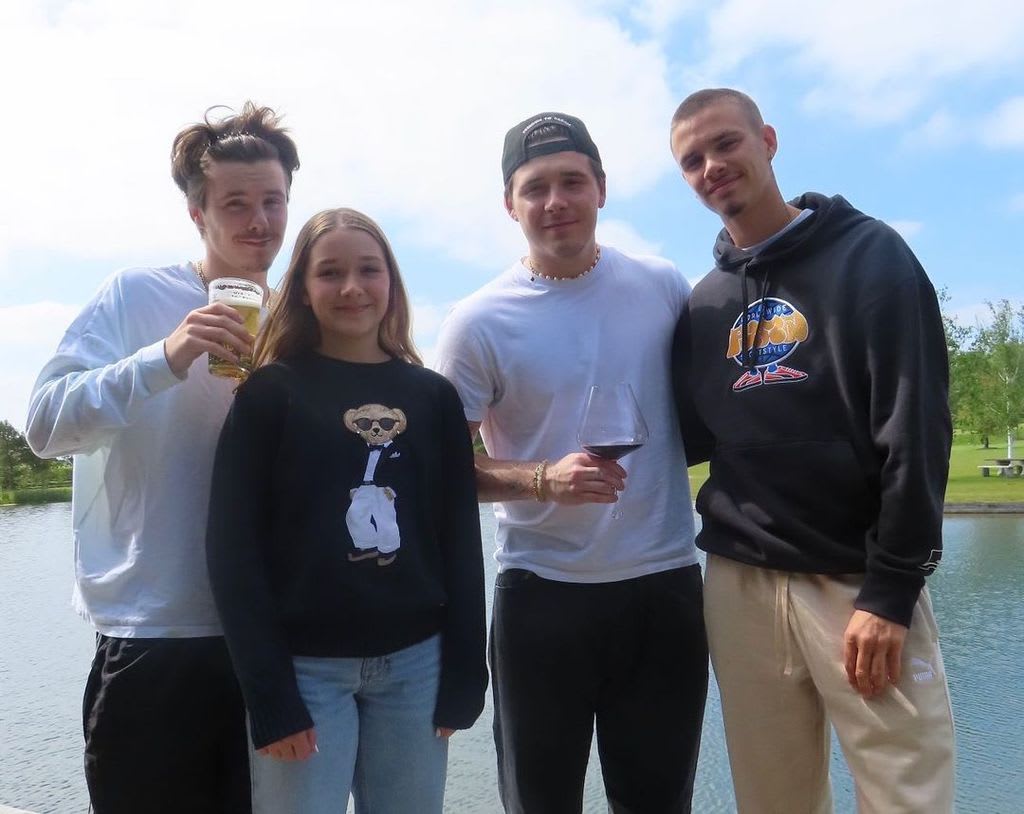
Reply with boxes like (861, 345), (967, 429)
(207, 277), (263, 379)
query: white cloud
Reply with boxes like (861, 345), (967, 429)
(3, 0), (1023, 427)
(949, 302), (994, 328)
(903, 97), (1024, 154)
(684, 271), (709, 290)
(629, 0), (704, 36)
(3, 0), (1021, 289)
(596, 219), (662, 257)
(951, 300), (1024, 329)
(980, 96), (1024, 148)
(418, 342), (440, 370)
(902, 109), (963, 150)
(698, 0), (1024, 123)
(411, 299), (458, 369)
(0, 0), (679, 282)
(0, 302), (82, 427)
(886, 220), (924, 240)
(412, 300), (453, 340)
(0, 298), (458, 425)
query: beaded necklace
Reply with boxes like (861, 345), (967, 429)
(526, 246), (601, 282)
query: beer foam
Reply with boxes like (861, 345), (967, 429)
(209, 277), (263, 308)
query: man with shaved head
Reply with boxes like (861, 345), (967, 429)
(670, 88), (955, 813)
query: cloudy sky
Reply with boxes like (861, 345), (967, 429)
(2, 0), (1023, 426)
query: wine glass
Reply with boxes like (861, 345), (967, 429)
(578, 383), (649, 518)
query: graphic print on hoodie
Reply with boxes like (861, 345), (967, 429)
(727, 296), (810, 392)
(676, 192), (952, 626)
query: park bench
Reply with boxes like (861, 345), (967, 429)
(978, 463), (1023, 477)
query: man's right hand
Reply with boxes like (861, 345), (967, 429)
(544, 452), (626, 504)
(164, 302), (253, 378)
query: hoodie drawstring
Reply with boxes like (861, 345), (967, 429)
(739, 261), (772, 373)
(740, 264), (751, 370)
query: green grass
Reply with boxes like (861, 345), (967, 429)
(687, 461), (710, 498)
(686, 441), (1024, 507)
(0, 486), (72, 505)
(5, 444), (1021, 508)
(945, 442), (1024, 503)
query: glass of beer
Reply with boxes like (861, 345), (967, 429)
(208, 277), (263, 379)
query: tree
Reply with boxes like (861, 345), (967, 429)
(963, 301), (1024, 458)
(940, 289), (975, 436)
(953, 348), (996, 447)
(0, 420), (72, 492)
(0, 420), (31, 491)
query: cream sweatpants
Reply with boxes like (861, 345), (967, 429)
(704, 553), (955, 814)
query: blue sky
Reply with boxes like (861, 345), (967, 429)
(2, 0), (1022, 425)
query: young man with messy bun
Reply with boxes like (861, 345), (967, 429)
(26, 102), (300, 813)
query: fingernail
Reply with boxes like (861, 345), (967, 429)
(435, 728), (441, 738)
(313, 744), (320, 753)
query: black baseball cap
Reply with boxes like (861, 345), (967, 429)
(501, 112), (603, 186)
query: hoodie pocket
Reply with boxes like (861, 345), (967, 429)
(701, 439), (877, 555)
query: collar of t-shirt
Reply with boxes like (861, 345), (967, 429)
(740, 208), (815, 255)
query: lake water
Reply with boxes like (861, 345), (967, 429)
(1, 503), (1022, 813)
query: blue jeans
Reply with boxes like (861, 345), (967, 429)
(250, 635), (448, 814)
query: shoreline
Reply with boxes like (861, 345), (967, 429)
(5, 499), (1024, 515)
(943, 502), (1024, 514)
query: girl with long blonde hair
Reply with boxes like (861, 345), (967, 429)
(207, 208), (486, 814)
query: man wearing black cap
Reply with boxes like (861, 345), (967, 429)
(435, 113), (708, 813)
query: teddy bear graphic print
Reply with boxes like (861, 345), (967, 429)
(343, 404), (408, 567)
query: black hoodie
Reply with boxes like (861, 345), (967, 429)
(674, 192), (951, 627)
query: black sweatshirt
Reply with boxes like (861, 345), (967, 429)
(206, 351), (487, 749)
(674, 193), (951, 627)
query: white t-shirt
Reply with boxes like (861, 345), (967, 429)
(26, 263), (238, 637)
(434, 246), (698, 583)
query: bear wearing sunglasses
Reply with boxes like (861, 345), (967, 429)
(344, 404), (408, 567)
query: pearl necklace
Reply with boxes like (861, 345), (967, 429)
(527, 246), (601, 282)
(194, 259), (209, 289)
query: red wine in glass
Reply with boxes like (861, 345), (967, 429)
(578, 384), (649, 516)
(581, 442), (644, 460)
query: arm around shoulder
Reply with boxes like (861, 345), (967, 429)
(671, 306), (714, 465)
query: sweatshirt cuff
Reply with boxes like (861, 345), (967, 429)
(433, 662), (488, 731)
(854, 569), (925, 629)
(247, 691), (315, 751)
(137, 339), (187, 392)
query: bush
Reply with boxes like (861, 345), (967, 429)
(1, 487), (73, 505)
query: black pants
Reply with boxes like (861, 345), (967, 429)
(83, 635), (250, 814)
(490, 564), (709, 814)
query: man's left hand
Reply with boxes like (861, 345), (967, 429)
(843, 610), (908, 698)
